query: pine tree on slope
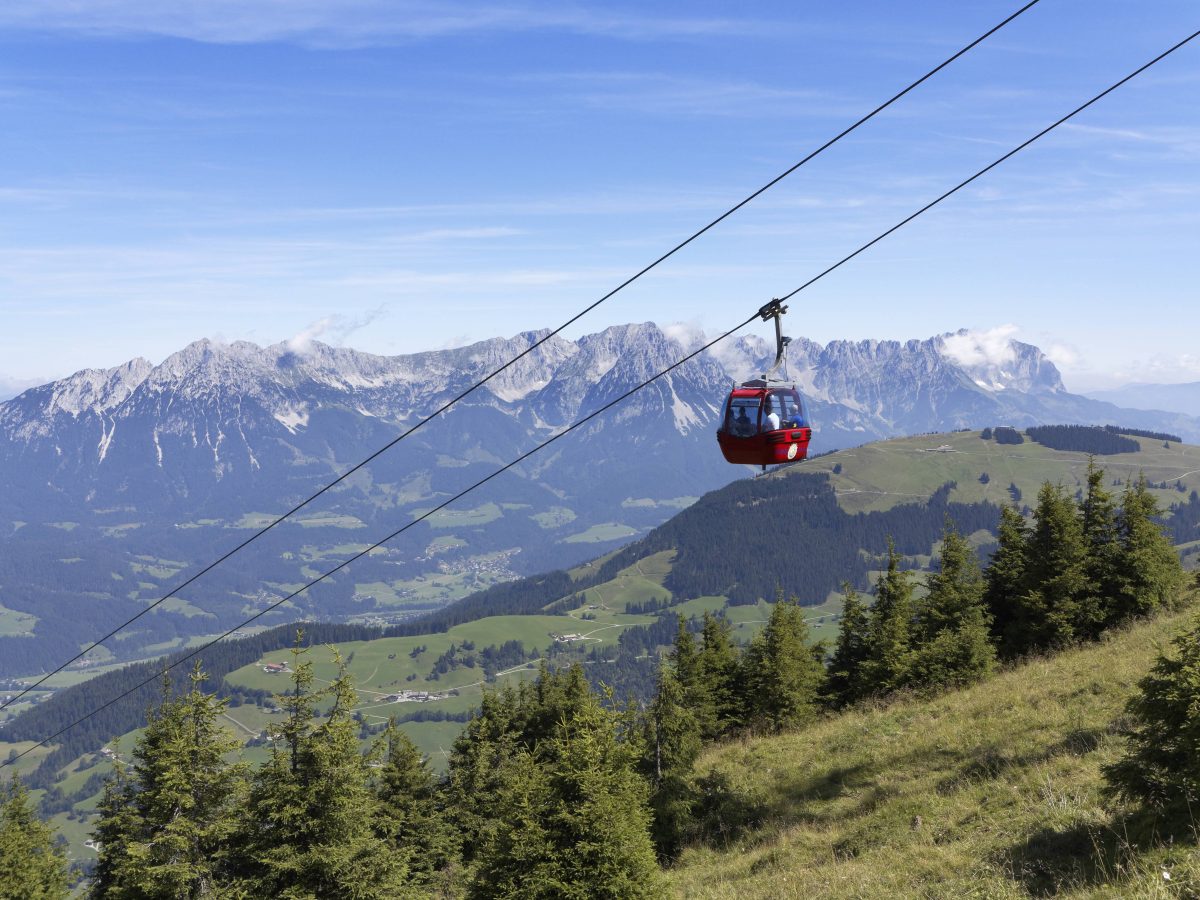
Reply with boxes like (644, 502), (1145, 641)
(1016, 482), (1089, 651)
(469, 669), (663, 899)
(669, 615), (717, 740)
(696, 612), (740, 739)
(826, 582), (871, 708)
(0, 775), (69, 900)
(1112, 475), (1187, 623)
(236, 642), (407, 898)
(862, 541), (915, 694)
(983, 504), (1030, 657)
(743, 597), (825, 732)
(639, 665), (701, 859)
(1104, 612), (1200, 814)
(446, 664), (596, 864)
(910, 522), (995, 691)
(88, 667), (246, 899)
(373, 721), (459, 890)
(90, 747), (139, 899)
(1079, 457), (1122, 636)
(444, 685), (524, 864)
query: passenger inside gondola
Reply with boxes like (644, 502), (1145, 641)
(780, 391), (806, 427)
(728, 397), (758, 437)
(763, 394), (782, 432)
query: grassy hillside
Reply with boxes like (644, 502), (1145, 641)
(801, 429), (1200, 516)
(670, 603), (1200, 899)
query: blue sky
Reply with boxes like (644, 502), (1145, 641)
(0, 0), (1197, 394)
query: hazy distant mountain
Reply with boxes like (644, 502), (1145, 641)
(1085, 381), (1200, 419)
(0, 373), (47, 402)
(2, 323), (1198, 674)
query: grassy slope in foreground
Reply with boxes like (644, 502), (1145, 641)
(671, 604), (1200, 899)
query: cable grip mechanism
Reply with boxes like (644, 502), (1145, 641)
(758, 298), (791, 381)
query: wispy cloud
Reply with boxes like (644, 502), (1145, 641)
(1105, 354), (1200, 387)
(0, 1), (785, 47)
(940, 324), (1019, 369)
(286, 306), (385, 353)
(1056, 123), (1200, 161)
(511, 71), (852, 119)
(1043, 342), (1080, 369)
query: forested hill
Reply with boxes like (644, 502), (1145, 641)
(384, 470), (1004, 629)
(590, 475), (999, 604)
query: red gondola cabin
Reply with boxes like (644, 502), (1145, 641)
(716, 380), (811, 468)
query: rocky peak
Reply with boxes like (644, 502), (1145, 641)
(22, 357), (152, 418)
(936, 330), (1064, 394)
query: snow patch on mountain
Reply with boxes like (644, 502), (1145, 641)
(274, 406), (309, 433)
(97, 419), (117, 462)
(669, 381), (705, 434)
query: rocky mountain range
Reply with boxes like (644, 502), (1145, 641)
(1, 322), (1197, 675)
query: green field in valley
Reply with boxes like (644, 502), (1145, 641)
(0, 603), (37, 636)
(564, 522), (639, 543)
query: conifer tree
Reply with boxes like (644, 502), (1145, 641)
(1079, 458), (1121, 635)
(826, 582), (871, 707)
(696, 612), (739, 739)
(639, 665), (701, 859)
(237, 641), (407, 898)
(467, 749), (556, 898)
(1014, 482), (1089, 651)
(470, 674), (662, 899)
(0, 775), (69, 900)
(133, 666), (245, 897)
(983, 504), (1029, 656)
(90, 747), (138, 899)
(743, 597), (825, 732)
(447, 665), (596, 863)
(861, 541), (915, 693)
(668, 615), (717, 738)
(669, 615), (699, 690)
(373, 721), (459, 890)
(88, 667), (246, 899)
(445, 685), (523, 863)
(910, 522), (995, 691)
(524, 662), (593, 747)
(1104, 613), (1200, 814)
(1112, 474), (1187, 622)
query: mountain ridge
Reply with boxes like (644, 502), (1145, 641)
(6, 325), (1195, 455)
(2, 325), (1199, 673)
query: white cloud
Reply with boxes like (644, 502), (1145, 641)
(1044, 342), (1079, 368)
(286, 317), (334, 354)
(1114, 354), (1200, 385)
(939, 324), (1019, 369)
(286, 307), (385, 353)
(1051, 348), (1200, 393)
(660, 320), (707, 352)
(0, 1), (779, 47)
